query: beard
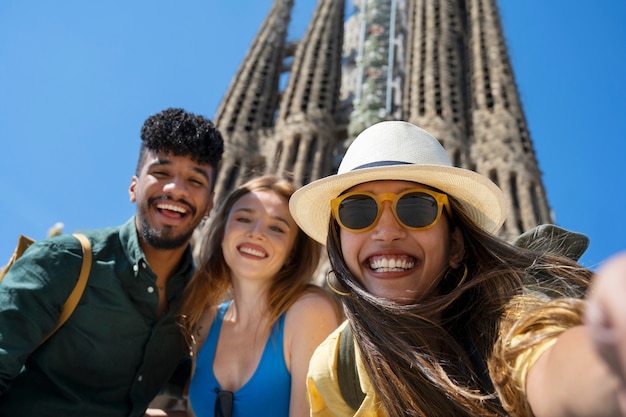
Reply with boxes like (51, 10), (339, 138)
(138, 217), (195, 249)
(136, 196), (200, 250)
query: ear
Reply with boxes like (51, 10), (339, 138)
(129, 176), (138, 203)
(448, 227), (465, 269)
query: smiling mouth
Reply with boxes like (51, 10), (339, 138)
(368, 255), (416, 272)
(239, 246), (267, 258)
(156, 202), (188, 218)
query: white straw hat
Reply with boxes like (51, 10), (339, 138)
(289, 121), (507, 244)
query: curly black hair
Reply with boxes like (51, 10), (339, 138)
(136, 107), (224, 175)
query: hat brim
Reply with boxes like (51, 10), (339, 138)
(290, 164), (508, 244)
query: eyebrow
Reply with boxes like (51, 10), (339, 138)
(235, 207), (292, 229)
(150, 158), (211, 182)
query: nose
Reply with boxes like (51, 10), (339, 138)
(371, 202), (406, 241)
(162, 175), (188, 198)
(246, 221), (266, 239)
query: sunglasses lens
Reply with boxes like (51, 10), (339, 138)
(396, 192), (439, 228)
(338, 194), (379, 230)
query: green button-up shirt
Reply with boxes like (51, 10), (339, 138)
(0, 217), (193, 417)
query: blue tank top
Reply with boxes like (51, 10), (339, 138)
(188, 301), (291, 417)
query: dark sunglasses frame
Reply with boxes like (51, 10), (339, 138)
(330, 188), (450, 232)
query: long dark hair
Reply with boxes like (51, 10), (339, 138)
(326, 196), (590, 416)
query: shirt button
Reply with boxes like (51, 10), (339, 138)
(140, 261), (147, 269)
(137, 375), (143, 382)
(133, 264), (139, 272)
(147, 286), (155, 293)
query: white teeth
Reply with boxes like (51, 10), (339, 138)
(369, 257), (414, 272)
(157, 203), (186, 214)
(240, 247), (266, 258)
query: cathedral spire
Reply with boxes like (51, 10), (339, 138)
(403, 0), (471, 168)
(467, 0), (551, 238)
(346, 0), (399, 138)
(270, 0), (345, 185)
(213, 0), (294, 200)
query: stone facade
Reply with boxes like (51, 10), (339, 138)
(195, 0), (551, 253)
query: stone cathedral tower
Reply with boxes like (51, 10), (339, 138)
(202, 0), (552, 244)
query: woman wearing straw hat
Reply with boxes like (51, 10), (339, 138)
(289, 121), (626, 417)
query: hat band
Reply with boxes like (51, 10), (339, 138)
(350, 160), (412, 171)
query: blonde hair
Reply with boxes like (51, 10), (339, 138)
(489, 292), (586, 416)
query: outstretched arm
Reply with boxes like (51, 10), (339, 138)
(526, 252), (626, 417)
(586, 252), (626, 413)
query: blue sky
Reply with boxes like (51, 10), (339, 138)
(1, 1), (624, 271)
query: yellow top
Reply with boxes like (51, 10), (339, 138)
(307, 321), (388, 417)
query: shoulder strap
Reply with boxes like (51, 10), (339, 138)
(40, 233), (92, 344)
(337, 324), (366, 411)
(0, 235), (35, 280)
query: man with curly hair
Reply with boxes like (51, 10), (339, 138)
(0, 108), (224, 417)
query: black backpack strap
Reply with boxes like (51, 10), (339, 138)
(337, 324), (366, 411)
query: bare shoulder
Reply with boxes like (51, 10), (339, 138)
(286, 288), (341, 330)
(292, 289), (338, 315)
(282, 288), (341, 374)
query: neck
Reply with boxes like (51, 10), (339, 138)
(141, 243), (188, 286)
(228, 281), (271, 320)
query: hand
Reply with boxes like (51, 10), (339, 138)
(585, 251), (626, 411)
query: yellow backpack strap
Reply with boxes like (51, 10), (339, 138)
(40, 233), (92, 344)
(0, 235), (35, 280)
